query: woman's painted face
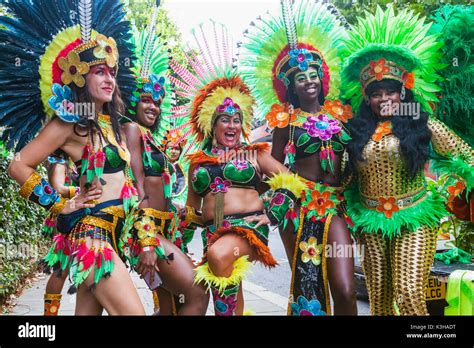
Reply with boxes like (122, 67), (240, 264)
(369, 87), (401, 117)
(136, 96), (161, 127)
(293, 66), (321, 103)
(86, 64), (116, 104)
(213, 113), (242, 149)
(167, 145), (181, 162)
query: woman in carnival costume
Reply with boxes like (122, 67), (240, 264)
(172, 21), (291, 316)
(340, 6), (473, 315)
(1, 0), (146, 314)
(239, 0), (357, 315)
(122, 2), (208, 316)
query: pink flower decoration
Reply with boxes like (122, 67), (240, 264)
(302, 114), (341, 141)
(222, 220), (231, 229)
(215, 97), (240, 114)
(231, 160), (248, 171)
(210, 177), (231, 193)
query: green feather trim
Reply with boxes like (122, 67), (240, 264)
(344, 184), (448, 239)
(194, 256), (252, 294)
(430, 154), (474, 194)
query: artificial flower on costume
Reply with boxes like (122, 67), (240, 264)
(270, 192), (285, 207)
(376, 197), (400, 218)
(231, 160), (248, 171)
(372, 121), (392, 142)
(301, 185), (340, 221)
(93, 34), (119, 68)
(369, 58), (390, 81)
(447, 181), (466, 202)
(288, 48), (313, 72)
(33, 181), (60, 206)
(57, 51), (90, 87)
(134, 216), (156, 239)
(307, 190), (335, 216)
(216, 97), (240, 115)
(402, 71), (415, 89)
(210, 177), (231, 193)
(299, 236), (323, 266)
(48, 84), (80, 123)
(291, 295), (326, 316)
(324, 100), (353, 123)
(44, 299), (60, 315)
(143, 74), (166, 101)
(302, 114), (341, 141)
(265, 104), (297, 129)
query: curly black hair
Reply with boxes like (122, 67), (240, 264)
(346, 79), (432, 178)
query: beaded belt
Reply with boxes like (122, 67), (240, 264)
(360, 186), (427, 210)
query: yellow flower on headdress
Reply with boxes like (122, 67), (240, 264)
(134, 216), (156, 240)
(93, 34), (119, 68)
(299, 237), (323, 266)
(57, 51), (90, 87)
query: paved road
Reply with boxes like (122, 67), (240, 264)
(7, 227), (369, 315)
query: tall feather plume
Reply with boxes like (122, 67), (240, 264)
(280, 0), (298, 50)
(191, 28), (215, 75)
(78, 0), (92, 42)
(211, 19), (223, 68)
(184, 48), (208, 80)
(198, 23), (217, 74)
(141, 0), (160, 78)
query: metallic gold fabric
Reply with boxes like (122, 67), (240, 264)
(360, 233), (395, 315)
(361, 224), (438, 316)
(357, 134), (425, 197)
(391, 225), (438, 315)
(19, 172), (42, 199)
(428, 118), (474, 165)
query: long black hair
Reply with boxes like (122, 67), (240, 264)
(346, 79), (431, 178)
(70, 77), (125, 145)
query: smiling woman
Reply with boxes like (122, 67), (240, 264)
(0, 0), (147, 315)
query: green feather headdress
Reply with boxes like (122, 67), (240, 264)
(128, 3), (173, 143)
(428, 4), (474, 146)
(340, 6), (445, 114)
(238, 0), (347, 121)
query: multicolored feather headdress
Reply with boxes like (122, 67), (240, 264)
(238, 0), (347, 120)
(127, 0), (173, 142)
(0, 0), (134, 151)
(170, 20), (255, 145)
(339, 6), (444, 114)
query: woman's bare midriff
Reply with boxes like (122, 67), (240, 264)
(294, 152), (342, 186)
(202, 187), (264, 223)
(79, 171), (125, 203)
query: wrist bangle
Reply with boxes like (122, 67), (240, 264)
(19, 172), (42, 199)
(50, 197), (68, 215)
(19, 171), (62, 211)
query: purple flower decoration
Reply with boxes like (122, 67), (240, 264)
(215, 97), (240, 115)
(289, 48), (313, 71)
(302, 114), (341, 141)
(222, 220), (232, 229)
(231, 160), (248, 171)
(210, 177), (231, 193)
(270, 192), (285, 207)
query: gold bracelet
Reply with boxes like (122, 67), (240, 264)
(19, 172), (42, 199)
(138, 237), (158, 248)
(49, 197), (68, 216)
(68, 186), (76, 199)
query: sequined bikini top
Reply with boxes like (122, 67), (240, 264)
(137, 125), (175, 178)
(284, 108), (351, 173)
(74, 143), (126, 174)
(189, 143), (268, 197)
